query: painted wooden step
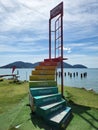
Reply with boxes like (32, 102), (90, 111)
(48, 107), (72, 129)
(30, 87), (58, 96)
(40, 61), (58, 66)
(44, 57), (61, 62)
(29, 75), (55, 81)
(29, 81), (57, 87)
(36, 99), (66, 118)
(35, 66), (56, 70)
(44, 57), (68, 62)
(33, 93), (62, 106)
(32, 70), (55, 75)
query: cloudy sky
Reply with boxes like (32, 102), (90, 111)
(0, 0), (98, 68)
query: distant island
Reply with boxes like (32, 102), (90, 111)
(0, 61), (87, 68)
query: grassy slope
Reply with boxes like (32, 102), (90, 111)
(64, 87), (98, 130)
(0, 80), (98, 130)
(65, 87), (98, 108)
(0, 79), (28, 113)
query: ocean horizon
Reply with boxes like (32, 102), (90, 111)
(0, 68), (98, 93)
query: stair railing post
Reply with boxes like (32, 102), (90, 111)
(61, 14), (64, 97)
(49, 18), (51, 59)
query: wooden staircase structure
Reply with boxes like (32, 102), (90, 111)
(29, 2), (72, 129)
(29, 57), (72, 129)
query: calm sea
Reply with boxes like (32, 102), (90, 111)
(0, 68), (98, 93)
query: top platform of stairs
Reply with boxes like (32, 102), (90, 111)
(44, 57), (68, 62)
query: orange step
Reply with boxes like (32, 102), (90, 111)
(35, 66), (56, 70)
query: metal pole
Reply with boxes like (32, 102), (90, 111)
(49, 19), (51, 59)
(55, 21), (56, 58)
(61, 15), (64, 97)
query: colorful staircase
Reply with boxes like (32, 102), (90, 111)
(29, 57), (72, 129)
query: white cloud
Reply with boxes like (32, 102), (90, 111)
(86, 45), (98, 51)
(63, 47), (71, 53)
(65, 54), (98, 68)
(0, 53), (48, 66)
(0, 0), (98, 67)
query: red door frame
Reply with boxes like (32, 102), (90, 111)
(49, 2), (65, 97)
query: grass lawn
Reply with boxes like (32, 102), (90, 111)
(0, 79), (98, 130)
(63, 87), (98, 130)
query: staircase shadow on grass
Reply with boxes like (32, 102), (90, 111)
(69, 100), (98, 130)
(68, 100), (91, 114)
(30, 110), (73, 130)
(30, 112), (53, 130)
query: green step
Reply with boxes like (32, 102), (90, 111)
(48, 107), (72, 129)
(33, 93), (61, 106)
(30, 87), (58, 96)
(29, 75), (55, 81)
(36, 99), (66, 118)
(29, 81), (57, 87)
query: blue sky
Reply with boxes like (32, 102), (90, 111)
(0, 0), (98, 68)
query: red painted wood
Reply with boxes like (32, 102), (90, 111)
(40, 61), (58, 66)
(44, 57), (68, 62)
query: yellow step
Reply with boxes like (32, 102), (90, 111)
(30, 75), (55, 81)
(32, 70), (55, 75)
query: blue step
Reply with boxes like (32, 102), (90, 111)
(36, 99), (66, 118)
(33, 93), (62, 107)
(30, 87), (58, 96)
(48, 107), (72, 128)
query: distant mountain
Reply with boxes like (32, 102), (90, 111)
(58, 62), (73, 68)
(73, 64), (87, 68)
(0, 61), (39, 68)
(0, 61), (87, 68)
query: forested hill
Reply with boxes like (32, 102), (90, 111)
(0, 61), (87, 68)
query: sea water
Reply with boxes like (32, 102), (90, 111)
(57, 68), (98, 93)
(0, 68), (98, 93)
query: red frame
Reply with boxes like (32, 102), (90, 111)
(49, 2), (65, 97)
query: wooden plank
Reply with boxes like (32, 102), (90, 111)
(32, 70), (55, 75)
(40, 61), (58, 66)
(29, 81), (57, 87)
(29, 75), (55, 81)
(36, 100), (66, 118)
(30, 87), (58, 96)
(44, 57), (68, 62)
(50, 107), (71, 123)
(34, 93), (61, 106)
(35, 66), (56, 70)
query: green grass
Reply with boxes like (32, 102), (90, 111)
(0, 79), (28, 113)
(0, 79), (98, 130)
(65, 86), (98, 108)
